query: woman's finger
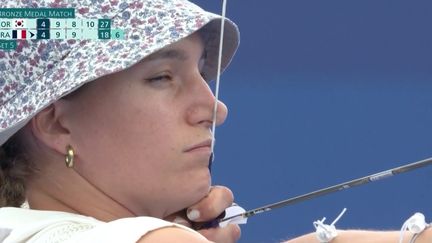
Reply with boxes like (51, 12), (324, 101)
(187, 185), (234, 222)
(164, 210), (192, 227)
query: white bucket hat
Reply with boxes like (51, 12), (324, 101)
(0, 0), (239, 145)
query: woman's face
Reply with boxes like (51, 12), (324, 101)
(63, 33), (228, 218)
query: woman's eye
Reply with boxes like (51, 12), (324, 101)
(147, 75), (172, 83)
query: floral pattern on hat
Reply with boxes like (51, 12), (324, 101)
(0, 0), (239, 145)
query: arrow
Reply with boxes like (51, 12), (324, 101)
(219, 157), (432, 223)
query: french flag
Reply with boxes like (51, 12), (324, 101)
(12, 30), (27, 39)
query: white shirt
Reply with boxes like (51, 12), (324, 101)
(0, 207), (205, 243)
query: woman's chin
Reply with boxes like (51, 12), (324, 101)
(183, 176), (212, 208)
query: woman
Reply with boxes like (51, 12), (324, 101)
(0, 0), (240, 242)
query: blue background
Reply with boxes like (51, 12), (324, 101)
(192, 1), (432, 242)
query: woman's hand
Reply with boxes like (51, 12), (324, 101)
(165, 185), (241, 243)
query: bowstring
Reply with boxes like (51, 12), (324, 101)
(209, 0), (228, 170)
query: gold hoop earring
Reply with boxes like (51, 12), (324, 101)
(65, 145), (74, 168)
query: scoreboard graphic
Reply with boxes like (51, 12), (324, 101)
(0, 8), (125, 50)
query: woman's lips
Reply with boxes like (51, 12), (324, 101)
(184, 139), (212, 153)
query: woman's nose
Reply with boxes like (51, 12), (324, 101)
(186, 76), (228, 128)
(214, 100), (228, 126)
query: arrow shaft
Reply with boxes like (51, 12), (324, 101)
(221, 157), (432, 222)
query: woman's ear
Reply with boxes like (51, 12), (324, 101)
(30, 100), (72, 154)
